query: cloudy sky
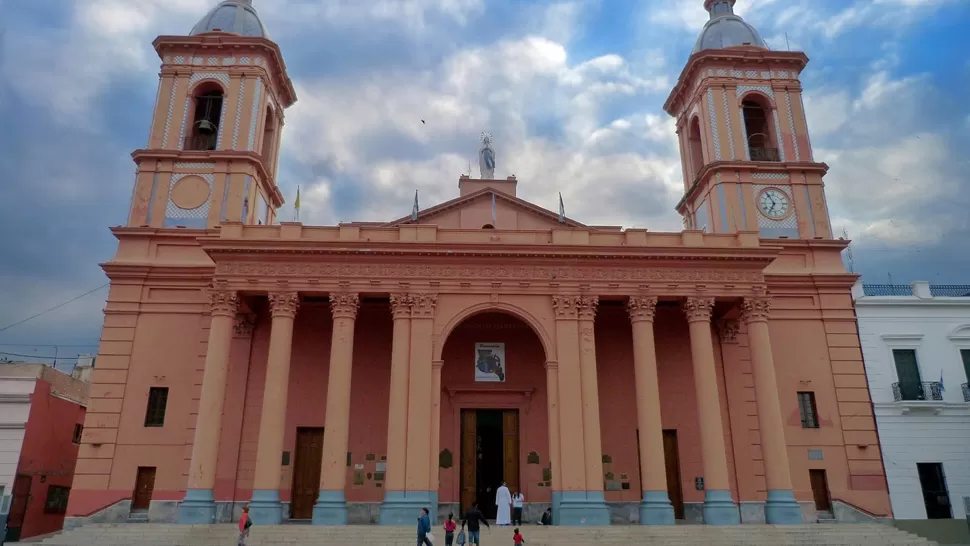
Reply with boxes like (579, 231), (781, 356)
(1, 0), (969, 363)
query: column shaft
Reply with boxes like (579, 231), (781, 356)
(429, 360), (443, 522)
(577, 297), (604, 492)
(743, 297), (801, 524)
(249, 292), (299, 525)
(552, 299), (585, 494)
(684, 297), (739, 525)
(627, 296), (674, 525)
(545, 361), (562, 521)
(313, 293), (360, 524)
(178, 290), (237, 524)
(404, 295), (436, 502)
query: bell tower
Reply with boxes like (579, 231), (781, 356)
(664, 0), (832, 240)
(126, 0), (296, 230)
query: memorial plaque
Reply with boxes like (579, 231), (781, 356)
(695, 477), (704, 491)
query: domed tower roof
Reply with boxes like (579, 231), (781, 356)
(691, 0), (767, 55)
(190, 0), (269, 39)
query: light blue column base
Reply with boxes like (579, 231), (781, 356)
(176, 489), (217, 524)
(379, 491), (434, 525)
(311, 490), (348, 525)
(765, 489), (802, 524)
(551, 491), (562, 525)
(639, 491), (675, 525)
(558, 491), (610, 526)
(430, 491), (439, 525)
(702, 490), (740, 525)
(249, 490), (283, 525)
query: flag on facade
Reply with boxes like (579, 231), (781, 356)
(294, 185), (301, 221)
(939, 369), (946, 393)
(491, 191), (497, 226)
(411, 190), (419, 221)
(558, 192), (565, 223)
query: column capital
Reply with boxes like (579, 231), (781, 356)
(207, 288), (239, 317)
(683, 297), (715, 323)
(627, 296), (658, 323)
(268, 291), (300, 318)
(741, 297), (771, 323)
(577, 295), (599, 321)
(389, 293), (413, 319)
(411, 293), (438, 318)
(330, 292), (360, 320)
(552, 295), (581, 320)
(233, 313), (256, 338)
(716, 319), (740, 344)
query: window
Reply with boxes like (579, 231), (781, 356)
(892, 349), (923, 400)
(144, 387), (169, 427)
(742, 97), (780, 162)
(72, 423), (83, 444)
(797, 391), (819, 428)
(185, 86), (224, 151)
(687, 117), (705, 178)
(44, 485), (70, 515)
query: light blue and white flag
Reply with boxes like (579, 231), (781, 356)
(491, 191), (497, 226)
(411, 190), (419, 221)
(558, 192), (565, 223)
(939, 369), (946, 393)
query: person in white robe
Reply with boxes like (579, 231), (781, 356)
(495, 482), (512, 525)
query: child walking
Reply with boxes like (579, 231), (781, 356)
(513, 527), (525, 545)
(444, 512), (458, 546)
(238, 504), (252, 546)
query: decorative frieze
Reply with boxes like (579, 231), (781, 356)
(626, 296), (658, 323)
(329, 293), (360, 320)
(268, 291), (300, 318)
(683, 297), (715, 323)
(741, 297), (771, 323)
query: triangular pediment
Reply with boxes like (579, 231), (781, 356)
(384, 187), (585, 230)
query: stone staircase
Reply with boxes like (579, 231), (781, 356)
(31, 523), (938, 546)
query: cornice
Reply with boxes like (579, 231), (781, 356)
(100, 262), (215, 281)
(664, 49), (809, 115)
(675, 161), (830, 212)
(152, 34), (297, 108)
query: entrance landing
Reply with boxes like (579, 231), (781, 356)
(34, 523), (937, 545)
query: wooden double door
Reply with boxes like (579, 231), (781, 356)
(460, 409), (519, 518)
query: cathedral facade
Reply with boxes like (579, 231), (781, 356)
(66, 0), (892, 527)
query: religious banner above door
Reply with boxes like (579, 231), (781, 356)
(475, 342), (506, 382)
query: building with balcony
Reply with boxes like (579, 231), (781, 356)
(852, 280), (970, 521)
(65, 0), (893, 530)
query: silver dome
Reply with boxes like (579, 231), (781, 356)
(190, 0), (269, 39)
(691, 0), (767, 54)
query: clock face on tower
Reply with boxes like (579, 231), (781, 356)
(757, 188), (790, 219)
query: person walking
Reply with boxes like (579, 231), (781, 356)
(462, 501), (490, 546)
(237, 504), (252, 546)
(511, 490), (524, 525)
(417, 507), (433, 546)
(444, 512), (458, 546)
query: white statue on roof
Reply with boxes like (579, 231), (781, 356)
(479, 132), (496, 179)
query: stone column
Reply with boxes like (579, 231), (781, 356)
(429, 359), (444, 523)
(312, 293), (360, 525)
(576, 295), (609, 523)
(627, 296), (675, 525)
(404, 294), (437, 513)
(683, 297), (739, 525)
(178, 289), (238, 524)
(551, 295), (586, 526)
(380, 294), (414, 524)
(544, 360), (562, 521)
(742, 296), (801, 524)
(249, 291), (299, 524)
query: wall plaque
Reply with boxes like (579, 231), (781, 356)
(475, 342), (506, 382)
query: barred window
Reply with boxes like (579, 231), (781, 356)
(144, 387), (169, 427)
(797, 391), (819, 429)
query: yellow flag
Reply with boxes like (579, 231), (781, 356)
(294, 186), (301, 210)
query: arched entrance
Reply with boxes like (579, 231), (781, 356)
(437, 311), (551, 522)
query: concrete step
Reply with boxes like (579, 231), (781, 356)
(36, 523), (937, 546)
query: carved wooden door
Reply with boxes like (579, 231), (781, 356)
(291, 427), (324, 519)
(662, 430), (685, 520)
(502, 410), (520, 493)
(461, 410), (477, 514)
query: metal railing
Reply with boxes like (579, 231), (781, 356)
(183, 133), (218, 151)
(749, 146), (780, 162)
(962, 382), (970, 403)
(892, 381), (943, 402)
(863, 284), (914, 296)
(929, 285), (970, 297)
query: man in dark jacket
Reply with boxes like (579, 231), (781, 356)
(462, 502), (490, 546)
(417, 508), (433, 546)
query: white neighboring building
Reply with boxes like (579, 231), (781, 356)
(853, 280), (970, 521)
